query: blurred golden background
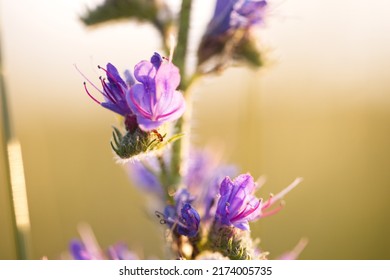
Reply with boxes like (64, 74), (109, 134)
(1, 0), (390, 259)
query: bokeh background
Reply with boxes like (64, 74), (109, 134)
(1, 0), (390, 259)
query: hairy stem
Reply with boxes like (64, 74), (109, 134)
(169, 0), (193, 189)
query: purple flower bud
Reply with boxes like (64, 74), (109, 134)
(177, 203), (201, 238)
(206, 0), (236, 36)
(127, 53), (185, 131)
(231, 0), (268, 29)
(163, 189), (200, 238)
(198, 1), (268, 70)
(206, 0), (267, 37)
(216, 174), (261, 230)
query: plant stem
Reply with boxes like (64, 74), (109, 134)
(169, 0), (193, 188)
(173, 0), (192, 88)
(0, 30), (32, 259)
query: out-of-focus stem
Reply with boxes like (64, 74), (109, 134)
(0, 29), (32, 259)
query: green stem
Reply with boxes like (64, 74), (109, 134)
(173, 0), (192, 89)
(169, 0), (193, 188)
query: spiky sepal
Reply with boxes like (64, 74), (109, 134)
(207, 222), (255, 260)
(110, 126), (183, 160)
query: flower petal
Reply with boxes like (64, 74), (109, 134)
(127, 84), (152, 119)
(134, 60), (157, 85)
(106, 63), (126, 87)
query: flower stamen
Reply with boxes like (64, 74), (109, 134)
(99, 77), (117, 104)
(98, 65), (126, 97)
(261, 201), (285, 218)
(83, 82), (101, 105)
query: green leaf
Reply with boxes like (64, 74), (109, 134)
(80, 0), (171, 34)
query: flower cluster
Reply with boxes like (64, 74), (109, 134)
(124, 148), (301, 259)
(73, 0), (307, 261)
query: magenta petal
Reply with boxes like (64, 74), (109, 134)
(220, 176), (234, 196)
(155, 63), (180, 97)
(125, 53), (186, 131)
(216, 174), (260, 231)
(233, 173), (255, 193)
(155, 91), (185, 122)
(127, 84), (152, 119)
(232, 221), (250, 231)
(137, 118), (165, 131)
(134, 60), (157, 84)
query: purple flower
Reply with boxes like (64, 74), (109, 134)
(185, 149), (237, 222)
(69, 239), (95, 260)
(106, 243), (139, 260)
(78, 53), (185, 132)
(80, 63), (134, 117)
(205, 0), (236, 36)
(164, 189), (200, 238)
(231, 0), (268, 29)
(216, 174), (302, 230)
(127, 53), (186, 131)
(126, 148), (237, 223)
(163, 203), (200, 238)
(206, 0), (267, 37)
(69, 239), (137, 260)
(177, 203), (201, 237)
(216, 174), (261, 230)
(68, 224), (138, 260)
(78, 63), (139, 132)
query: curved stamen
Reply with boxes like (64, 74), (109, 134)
(156, 104), (183, 120)
(98, 65), (126, 97)
(83, 82), (101, 105)
(99, 77), (117, 104)
(262, 193), (273, 210)
(261, 201), (285, 218)
(231, 199), (261, 222)
(74, 64), (105, 95)
(270, 178), (302, 206)
(129, 90), (152, 119)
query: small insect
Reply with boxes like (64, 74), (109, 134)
(152, 129), (164, 142)
(155, 211), (167, 224)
